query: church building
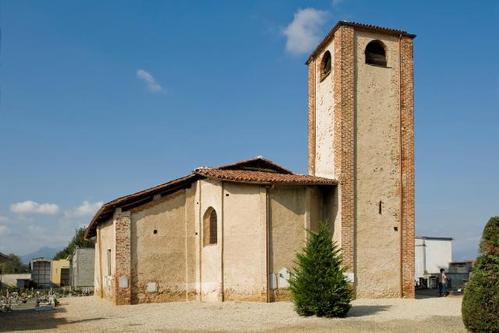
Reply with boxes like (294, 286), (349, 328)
(86, 21), (416, 304)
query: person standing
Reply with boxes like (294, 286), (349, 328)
(438, 268), (449, 296)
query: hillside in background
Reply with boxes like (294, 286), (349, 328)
(20, 246), (60, 264)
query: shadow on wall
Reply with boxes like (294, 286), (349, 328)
(269, 187), (306, 216)
(0, 306), (106, 332)
(348, 305), (391, 317)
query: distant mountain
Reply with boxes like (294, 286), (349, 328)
(20, 246), (60, 264)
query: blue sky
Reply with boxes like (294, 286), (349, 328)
(0, 0), (497, 260)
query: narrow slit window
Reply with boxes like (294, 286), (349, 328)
(106, 249), (112, 276)
(203, 207), (217, 246)
(209, 210), (217, 244)
(365, 40), (387, 67)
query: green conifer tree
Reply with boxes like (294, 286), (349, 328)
(462, 216), (499, 332)
(289, 222), (352, 318)
(53, 227), (94, 260)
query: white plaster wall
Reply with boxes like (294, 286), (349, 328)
(96, 219), (115, 300)
(415, 238), (425, 279)
(198, 179), (223, 301)
(314, 42), (335, 179)
(424, 239), (453, 274)
(222, 183), (267, 300)
(0, 274), (31, 287)
(354, 31), (402, 297)
(184, 184), (197, 299)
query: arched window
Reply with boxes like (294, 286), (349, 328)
(320, 51), (331, 80)
(203, 207), (217, 246)
(365, 40), (387, 67)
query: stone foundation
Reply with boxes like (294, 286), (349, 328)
(223, 289), (267, 302)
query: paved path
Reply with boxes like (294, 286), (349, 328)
(0, 295), (465, 333)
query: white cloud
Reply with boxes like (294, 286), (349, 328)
(283, 8), (327, 55)
(332, 0), (344, 6)
(64, 200), (103, 219)
(0, 215), (8, 222)
(10, 201), (59, 215)
(0, 224), (8, 236)
(136, 69), (164, 93)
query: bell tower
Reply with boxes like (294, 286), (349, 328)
(307, 21), (416, 298)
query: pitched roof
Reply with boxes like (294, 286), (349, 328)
(85, 157), (337, 239)
(214, 156), (293, 174)
(85, 174), (199, 239)
(306, 21), (416, 64)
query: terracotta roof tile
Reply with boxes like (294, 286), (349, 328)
(194, 168), (337, 185)
(85, 157), (337, 239)
(306, 21), (416, 64)
(85, 174), (199, 239)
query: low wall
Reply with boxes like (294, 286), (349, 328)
(0, 274), (31, 287)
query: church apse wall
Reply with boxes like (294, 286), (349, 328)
(269, 187), (306, 301)
(222, 183), (267, 301)
(130, 189), (192, 303)
(197, 179), (223, 301)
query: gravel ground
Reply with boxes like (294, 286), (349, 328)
(0, 295), (465, 333)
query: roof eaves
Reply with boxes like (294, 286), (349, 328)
(306, 21), (416, 65)
(416, 236), (453, 241)
(84, 173), (200, 239)
(193, 169), (338, 186)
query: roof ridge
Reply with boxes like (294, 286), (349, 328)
(213, 156), (294, 174)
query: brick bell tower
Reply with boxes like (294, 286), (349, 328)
(306, 21), (416, 298)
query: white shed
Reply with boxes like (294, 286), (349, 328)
(415, 236), (453, 279)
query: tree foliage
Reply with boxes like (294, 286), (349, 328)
(480, 216), (499, 256)
(0, 254), (28, 274)
(289, 223), (352, 318)
(462, 216), (499, 333)
(53, 227), (94, 260)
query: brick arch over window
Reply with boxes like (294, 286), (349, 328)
(365, 40), (387, 67)
(320, 50), (332, 80)
(203, 207), (217, 246)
